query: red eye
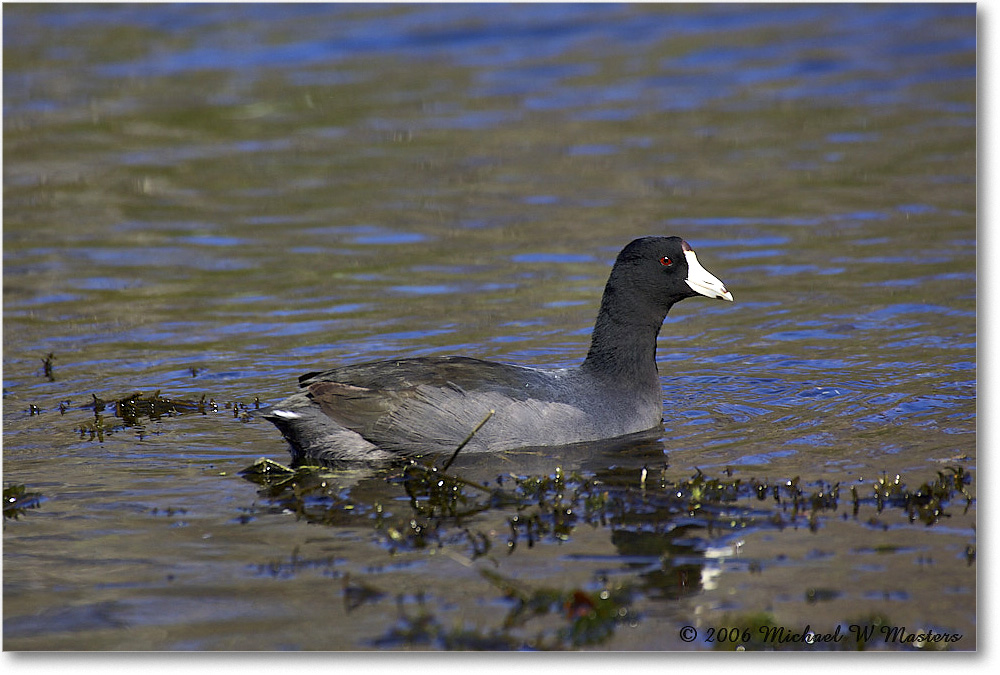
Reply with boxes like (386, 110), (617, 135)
(660, 256), (673, 266)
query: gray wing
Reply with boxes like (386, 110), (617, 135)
(293, 357), (596, 454)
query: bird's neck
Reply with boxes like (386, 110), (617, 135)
(581, 291), (670, 387)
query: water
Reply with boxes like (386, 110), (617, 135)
(3, 3), (976, 650)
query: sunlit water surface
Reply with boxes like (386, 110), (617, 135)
(3, 4), (975, 650)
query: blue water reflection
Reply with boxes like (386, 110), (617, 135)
(6, 3), (974, 123)
(2, 2), (976, 651)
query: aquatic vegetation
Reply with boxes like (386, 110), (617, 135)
(55, 397), (974, 649)
(481, 569), (635, 648)
(256, 545), (342, 580)
(98, 391), (209, 424)
(369, 570), (634, 650)
(866, 467), (972, 525)
(41, 353), (56, 382)
(238, 455), (974, 649)
(75, 391), (258, 440)
(241, 458), (974, 551)
(3, 484), (43, 524)
(240, 457), (368, 525)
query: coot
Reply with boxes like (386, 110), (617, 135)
(264, 236), (733, 463)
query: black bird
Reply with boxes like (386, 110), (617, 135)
(264, 236), (733, 463)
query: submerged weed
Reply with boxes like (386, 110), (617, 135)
(242, 459), (975, 557)
(41, 352), (56, 381)
(256, 545), (342, 580)
(369, 571), (634, 650)
(482, 569), (635, 648)
(73, 391), (259, 441)
(239, 457), (365, 526)
(3, 484), (44, 524)
(241, 459), (975, 650)
(239, 459), (974, 649)
(104, 391), (208, 424)
(868, 466), (972, 525)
